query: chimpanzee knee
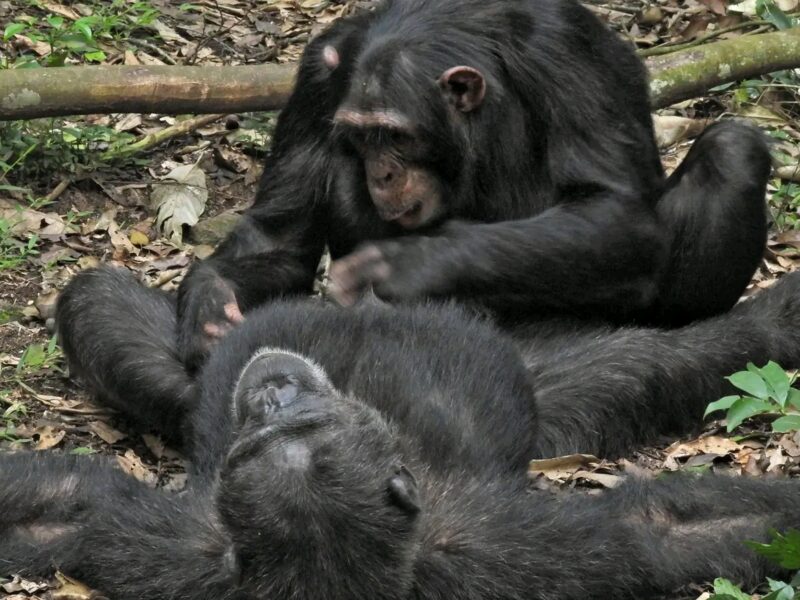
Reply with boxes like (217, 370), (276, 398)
(654, 122), (770, 324)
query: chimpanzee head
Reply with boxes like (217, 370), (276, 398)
(218, 349), (421, 599)
(329, 26), (491, 230)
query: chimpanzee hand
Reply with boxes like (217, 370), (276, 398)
(177, 266), (244, 370)
(329, 234), (457, 306)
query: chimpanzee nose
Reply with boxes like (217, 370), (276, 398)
(366, 157), (402, 191)
(233, 350), (333, 426)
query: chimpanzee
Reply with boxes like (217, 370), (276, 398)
(176, 0), (771, 369)
(3, 266), (800, 599)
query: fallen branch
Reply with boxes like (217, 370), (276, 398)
(646, 27), (800, 107)
(0, 64), (296, 120)
(1, 29), (799, 120)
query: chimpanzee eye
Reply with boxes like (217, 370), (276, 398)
(345, 130), (367, 154)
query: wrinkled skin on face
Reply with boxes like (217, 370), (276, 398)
(219, 349), (421, 600)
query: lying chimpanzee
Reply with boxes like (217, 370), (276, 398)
(3, 266), (800, 599)
(177, 0), (771, 369)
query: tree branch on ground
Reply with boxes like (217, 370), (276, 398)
(1, 29), (799, 121)
(646, 28), (800, 107)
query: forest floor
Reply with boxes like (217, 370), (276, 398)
(2, 0), (800, 598)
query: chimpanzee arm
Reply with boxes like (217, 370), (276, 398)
(331, 194), (665, 319)
(175, 20), (364, 369)
(0, 453), (238, 599)
(416, 474), (800, 599)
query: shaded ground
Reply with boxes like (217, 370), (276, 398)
(2, 0), (800, 598)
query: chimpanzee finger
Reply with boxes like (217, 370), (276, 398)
(329, 245), (392, 306)
(224, 301), (245, 324)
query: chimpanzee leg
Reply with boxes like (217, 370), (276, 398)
(653, 121), (770, 325)
(515, 272), (800, 458)
(533, 474), (800, 597)
(56, 267), (197, 443)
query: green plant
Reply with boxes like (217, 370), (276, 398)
(705, 361), (800, 433)
(770, 180), (800, 231)
(756, 0), (798, 30)
(710, 529), (800, 599)
(15, 336), (62, 375)
(0, 394), (31, 444)
(0, 216), (40, 271)
(0, 118), (136, 184)
(2, 0), (160, 67)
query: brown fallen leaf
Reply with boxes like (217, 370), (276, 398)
(528, 453), (599, 481)
(572, 470), (622, 488)
(663, 435), (741, 470)
(117, 449), (157, 486)
(88, 420), (127, 445)
(52, 572), (94, 600)
(35, 426), (65, 450)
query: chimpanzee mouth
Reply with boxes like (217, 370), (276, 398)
(226, 413), (335, 470)
(383, 201), (424, 227)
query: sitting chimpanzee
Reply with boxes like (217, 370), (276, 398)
(3, 266), (800, 599)
(176, 0), (771, 369)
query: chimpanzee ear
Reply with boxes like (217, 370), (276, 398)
(387, 466), (420, 515)
(438, 66), (486, 112)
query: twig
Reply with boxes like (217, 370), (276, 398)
(102, 113), (223, 160)
(127, 36), (178, 65)
(638, 14), (799, 58)
(43, 177), (70, 203)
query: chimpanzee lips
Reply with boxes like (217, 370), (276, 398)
(380, 201), (423, 223)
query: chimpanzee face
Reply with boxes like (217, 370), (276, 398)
(328, 41), (487, 230)
(218, 349), (420, 599)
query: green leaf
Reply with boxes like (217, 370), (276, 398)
(711, 578), (751, 600)
(761, 584), (794, 600)
(74, 20), (94, 41)
(705, 395), (740, 419)
(758, 361), (792, 407)
(46, 15), (64, 29)
(3, 22), (27, 40)
(786, 388), (800, 411)
(789, 571), (800, 587)
(772, 415), (800, 433)
(757, 0), (793, 29)
(17, 343), (45, 371)
(70, 446), (96, 455)
(726, 396), (774, 432)
(728, 370), (770, 400)
(747, 530), (800, 570)
(83, 50), (107, 63)
(767, 578), (785, 591)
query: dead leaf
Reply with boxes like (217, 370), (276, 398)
(117, 449), (157, 486)
(142, 433), (166, 459)
(52, 572), (93, 600)
(88, 420), (126, 445)
(653, 116), (709, 148)
(572, 470), (622, 488)
(699, 0), (728, 16)
(663, 436), (740, 470)
(35, 426), (65, 450)
(151, 162), (209, 245)
(528, 453), (599, 481)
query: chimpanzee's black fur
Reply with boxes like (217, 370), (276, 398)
(176, 0), (771, 368)
(4, 266), (800, 599)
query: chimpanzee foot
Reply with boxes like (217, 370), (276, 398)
(734, 271), (800, 365)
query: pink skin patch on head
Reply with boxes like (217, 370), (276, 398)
(323, 45), (340, 69)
